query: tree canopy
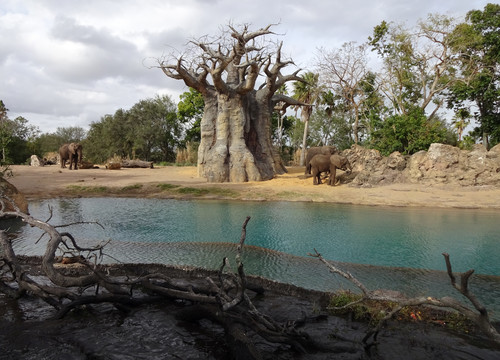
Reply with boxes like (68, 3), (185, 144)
(85, 95), (181, 164)
(158, 23), (305, 182)
(3, 5), (499, 167)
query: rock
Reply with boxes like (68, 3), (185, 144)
(30, 155), (44, 167)
(341, 143), (500, 187)
(0, 177), (29, 215)
(79, 160), (95, 169)
(43, 151), (58, 165)
(106, 162), (121, 170)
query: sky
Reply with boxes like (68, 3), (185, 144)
(0, 0), (493, 134)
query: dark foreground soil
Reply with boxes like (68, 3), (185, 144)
(1, 260), (500, 360)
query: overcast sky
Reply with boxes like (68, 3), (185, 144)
(0, 0), (492, 134)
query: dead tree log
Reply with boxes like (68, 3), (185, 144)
(309, 249), (500, 345)
(121, 159), (153, 168)
(1, 196), (328, 359)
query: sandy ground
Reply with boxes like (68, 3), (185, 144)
(7, 164), (500, 210)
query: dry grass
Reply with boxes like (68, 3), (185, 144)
(176, 142), (198, 165)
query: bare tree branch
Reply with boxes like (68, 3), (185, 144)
(310, 249), (500, 345)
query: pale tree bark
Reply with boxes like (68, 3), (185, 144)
(310, 249), (500, 346)
(158, 24), (304, 182)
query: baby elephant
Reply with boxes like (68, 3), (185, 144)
(309, 154), (352, 186)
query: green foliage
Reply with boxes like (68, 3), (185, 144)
(85, 95), (181, 164)
(308, 108), (352, 150)
(328, 291), (476, 334)
(156, 183), (181, 190)
(0, 101), (41, 164)
(177, 88), (204, 144)
(371, 107), (451, 155)
(328, 291), (385, 324)
(289, 116), (306, 149)
(448, 3), (500, 148)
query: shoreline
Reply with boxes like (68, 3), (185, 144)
(5, 165), (500, 357)
(8, 165), (500, 210)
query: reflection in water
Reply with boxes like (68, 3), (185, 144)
(4, 197), (500, 319)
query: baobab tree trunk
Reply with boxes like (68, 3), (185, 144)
(198, 92), (281, 182)
(158, 24), (302, 183)
(198, 94), (262, 182)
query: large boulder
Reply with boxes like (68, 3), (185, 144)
(342, 145), (407, 186)
(0, 177), (29, 215)
(30, 155), (44, 167)
(341, 143), (500, 187)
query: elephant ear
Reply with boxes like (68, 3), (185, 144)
(331, 155), (342, 168)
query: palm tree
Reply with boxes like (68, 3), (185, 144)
(292, 72), (321, 166)
(451, 108), (471, 142)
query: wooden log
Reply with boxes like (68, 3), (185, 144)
(121, 159), (153, 168)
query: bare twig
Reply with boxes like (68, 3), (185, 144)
(310, 249), (500, 345)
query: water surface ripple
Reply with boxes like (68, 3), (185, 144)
(4, 197), (500, 318)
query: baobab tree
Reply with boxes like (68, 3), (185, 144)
(158, 24), (305, 182)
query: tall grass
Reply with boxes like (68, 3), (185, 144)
(176, 142), (198, 165)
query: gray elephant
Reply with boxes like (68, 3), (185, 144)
(310, 154), (352, 185)
(59, 143), (83, 170)
(305, 146), (337, 174)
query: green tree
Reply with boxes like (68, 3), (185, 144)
(293, 72), (322, 165)
(369, 15), (460, 119)
(316, 42), (369, 144)
(448, 3), (500, 148)
(367, 15), (462, 154)
(0, 101), (40, 164)
(54, 127), (86, 143)
(0, 101), (12, 162)
(86, 95), (181, 164)
(371, 106), (451, 155)
(84, 111), (132, 163)
(128, 94), (181, 162)
(177, 88), (204, 144)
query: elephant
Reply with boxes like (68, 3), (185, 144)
(309, 154), (352, 185)
(304, 146), (337, 175)
(59, 143), (83, 170)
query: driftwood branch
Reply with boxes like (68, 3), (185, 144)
(1, 195), (327, 359)
(309, 249), (500, 345)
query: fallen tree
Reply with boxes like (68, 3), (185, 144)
(0, 196), (333, 358)
(309, 249), (500, 347)
(1, 192), (500, 358)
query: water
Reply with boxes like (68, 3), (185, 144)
(3, 198), (500, 318)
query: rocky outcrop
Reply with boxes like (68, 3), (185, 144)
(342, 143), (500, 187)
(0, 177), (29, 214)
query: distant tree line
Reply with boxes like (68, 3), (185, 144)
(1, 4), (498, 166)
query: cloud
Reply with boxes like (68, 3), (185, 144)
(0, 0), (491, 133)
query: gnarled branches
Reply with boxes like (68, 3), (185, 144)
(310, 249), (500, 345)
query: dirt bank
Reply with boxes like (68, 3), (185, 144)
(8, 164), (500, 209)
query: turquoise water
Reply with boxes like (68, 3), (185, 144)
(11, 197), (500, 275)
(4, 197), (500, 318)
